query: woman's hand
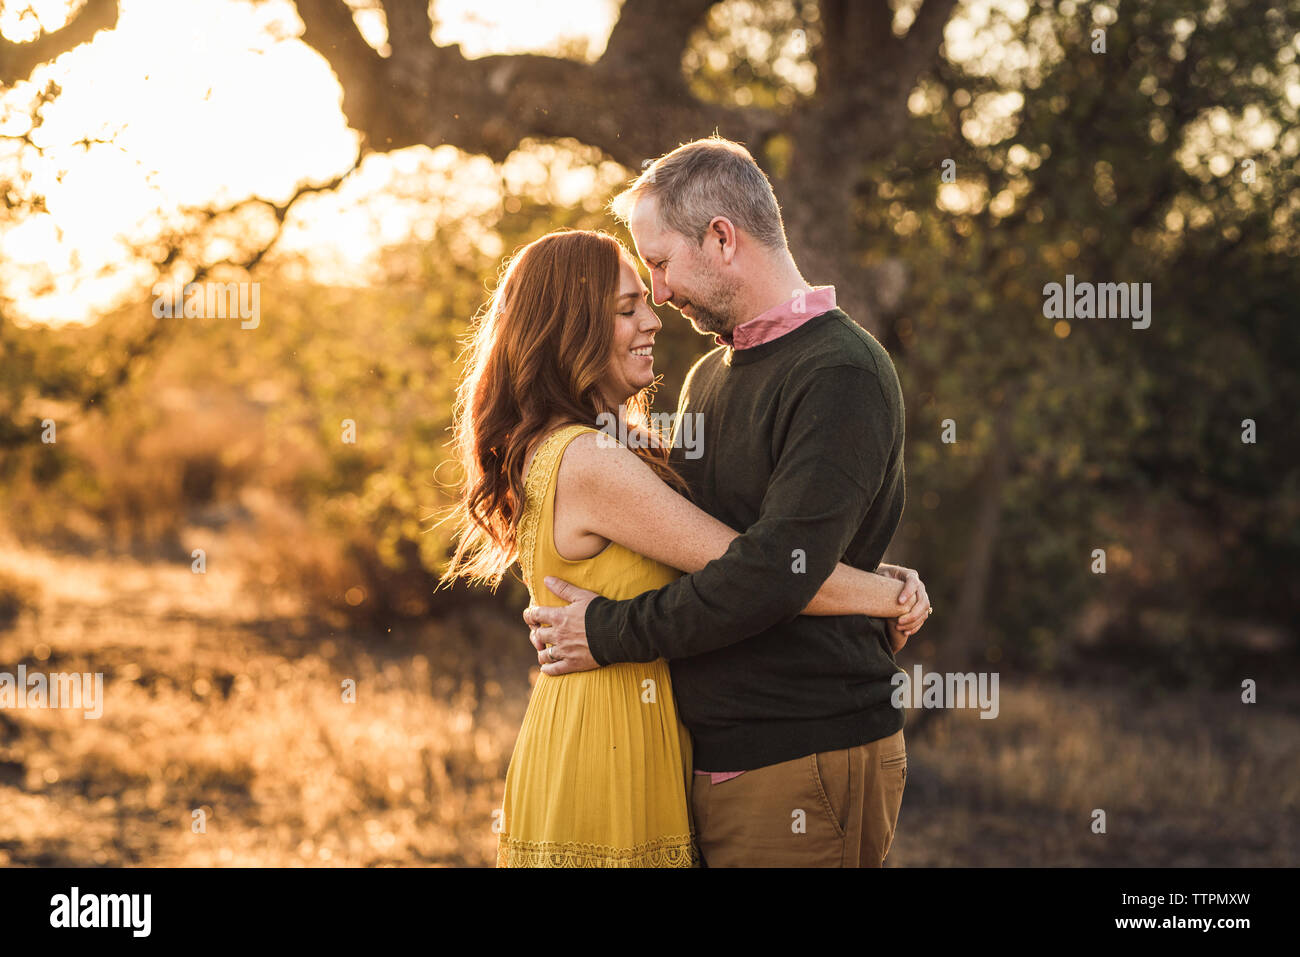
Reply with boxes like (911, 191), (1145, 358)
(877, 563), (932, 639)
(887, 617), (912, 654)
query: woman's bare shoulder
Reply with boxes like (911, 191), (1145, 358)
(555, 429), (652, 495)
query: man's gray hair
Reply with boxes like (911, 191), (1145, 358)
(609, 137), (788, 250)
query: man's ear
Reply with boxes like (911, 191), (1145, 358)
(707, 216), (738, 265)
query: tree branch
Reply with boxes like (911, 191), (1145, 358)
(601, 0), (715, 84)
(900, 0), (958, 83)
(379, 0), (434, 83)
(0, 0), (119, 86)
(816, 0), (898, 90)
(0, 152), (366, 453)
(293, 0), (388, 139)
(291, 0), (774, 168)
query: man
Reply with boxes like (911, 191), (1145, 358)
(523, 136), (931, 867)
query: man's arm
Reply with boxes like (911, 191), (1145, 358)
(555, 430), (917, 618)
(585, 362), (900, 665)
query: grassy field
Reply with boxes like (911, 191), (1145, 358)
(0, 534), (1294, 867)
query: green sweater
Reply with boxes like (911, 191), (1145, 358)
(585, 308), (908, 771)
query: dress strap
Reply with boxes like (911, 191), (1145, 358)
(518, 424), (594, 589)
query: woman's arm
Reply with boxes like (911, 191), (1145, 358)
(560, 432), (915, 618)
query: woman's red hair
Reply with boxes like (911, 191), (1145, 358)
(438, 229), (686, 590)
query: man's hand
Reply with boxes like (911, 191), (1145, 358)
(878, 563), (932, 640)
(520, 577), (601, 676)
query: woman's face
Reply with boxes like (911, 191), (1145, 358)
(599, 256), (661, 409)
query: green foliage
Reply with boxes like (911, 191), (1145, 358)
(861, 0), (1300, 670)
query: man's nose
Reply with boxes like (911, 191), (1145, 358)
(649, 273), (672, 307)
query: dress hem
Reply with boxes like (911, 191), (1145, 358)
(497, 832), (699, 868)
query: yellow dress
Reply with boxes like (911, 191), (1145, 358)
(497, 424), (697, 867)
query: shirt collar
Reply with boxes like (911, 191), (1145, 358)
(714, 286), (837, 350)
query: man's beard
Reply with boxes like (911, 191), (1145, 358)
(682, 299), (733, 336)
(677, 263), (741, 337)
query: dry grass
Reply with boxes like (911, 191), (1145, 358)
(0, 534), (1294, 867)
(0, 536), (526, 867)
(893, 678), (1299, 866)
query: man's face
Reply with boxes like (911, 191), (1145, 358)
(627, 195), (741, 337)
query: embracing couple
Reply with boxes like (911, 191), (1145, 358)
(440, 136), (932, 868)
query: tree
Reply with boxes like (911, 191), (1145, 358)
(5, 0), (1295, 671)
(0, 0), (355, 452)
(0, 0), (117, 85)
(2, 0), (121, 451)
(289, 0), (957, 329)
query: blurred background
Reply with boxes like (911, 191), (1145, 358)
(0, 0), (1296, 866)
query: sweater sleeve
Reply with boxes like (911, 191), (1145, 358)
(585, 362), (898, 664)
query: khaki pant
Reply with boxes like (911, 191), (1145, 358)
(691, 729), (907, 867)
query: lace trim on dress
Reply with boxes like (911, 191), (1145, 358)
(497, 832), (698, 868)
(517, 424), (589, 590)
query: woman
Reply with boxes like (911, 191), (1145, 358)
(439, 229), (927, 867)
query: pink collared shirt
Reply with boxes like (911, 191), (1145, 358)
(713, 285), (837, 350)
(695, 284), (836, 785)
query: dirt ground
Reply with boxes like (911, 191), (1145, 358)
(0, 538), (1294, 867)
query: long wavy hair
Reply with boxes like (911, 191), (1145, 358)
(437, 229), (687, 590)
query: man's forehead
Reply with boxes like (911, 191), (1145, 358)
(627, 196), (665, 252)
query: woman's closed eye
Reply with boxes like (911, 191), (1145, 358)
(620, 292), (650, 315)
